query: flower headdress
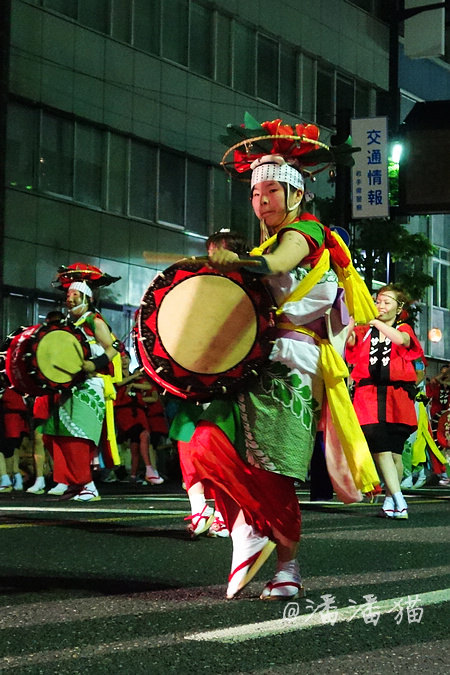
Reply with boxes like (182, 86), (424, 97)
(53, 262), (121, 291)
(220, 112), (359, 181)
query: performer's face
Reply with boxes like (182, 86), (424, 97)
(375, 292), (399, 323)
(251, 180), (302, 230)
(121, 352), (131, 369)
(66, 289), (87, 316)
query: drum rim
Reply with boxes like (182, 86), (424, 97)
(4, 322), (90, 395)
(135, 261), (275, 399)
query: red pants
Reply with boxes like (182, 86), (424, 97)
(184, 421), (301, 542)
(45, 436), (95, 485)
(178, 439), (213, 498)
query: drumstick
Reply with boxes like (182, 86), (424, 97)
(143, 251), (262, 266)
(52, 364), (80, 376)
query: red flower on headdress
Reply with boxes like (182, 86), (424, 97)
(233, 119), (320, 173)
(57, 262), (105, 289)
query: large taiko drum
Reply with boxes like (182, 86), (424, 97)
(135, 261), (276, 400)
(4, 321), (90, 396)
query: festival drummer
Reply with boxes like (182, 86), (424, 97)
(43, 264), (121, 501)
(170, 115), (380, 600)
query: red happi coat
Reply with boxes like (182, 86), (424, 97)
(1, 387), (29, 438)
(346, 323), (423, 427)
(114, 383), (150, 434)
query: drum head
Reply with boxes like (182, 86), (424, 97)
(5, 322), (90, 395)
(36, 330), (84, 384)
(135, 261), (275, 400)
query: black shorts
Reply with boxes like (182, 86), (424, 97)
(361, 422), (416, 455)
(117, 423), (147, 444)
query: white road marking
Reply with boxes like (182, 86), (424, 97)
(185, 588), (450, 643)
(0, 506), (186, 515)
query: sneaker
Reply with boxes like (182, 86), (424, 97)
(0, 485), (13, 493)
(438, 476), (450, 486)
(260, 560), (305, 601)
(185, 504), (214, 537)
(400, 475), (413, 489)
(226, 523), (276, 600)
(72, 485), (101, 502)
(48, 483), (68, 496)
(208, 514), (230, 538)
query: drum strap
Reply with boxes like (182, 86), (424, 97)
(276, 322), (379, 495)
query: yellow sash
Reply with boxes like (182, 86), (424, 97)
(412, 401), (447, 466)
(250, 230), (377, 324)
(277, 322), (379, 493)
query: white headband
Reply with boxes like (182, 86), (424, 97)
(250, 155), (304, 190)
(68, 281), (93, 297)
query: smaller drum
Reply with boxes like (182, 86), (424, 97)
(135, 260), (275, 400)
(4, 321), (90, 396)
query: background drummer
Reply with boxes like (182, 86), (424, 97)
(43, 274), (120, 502)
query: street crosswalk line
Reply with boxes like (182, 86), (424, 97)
(185, 588), (450, 643)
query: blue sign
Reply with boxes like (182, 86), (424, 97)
(330, 226), (351, 246)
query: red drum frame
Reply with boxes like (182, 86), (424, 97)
(4, 321), (90, 396)
(135, 261), (275, 400)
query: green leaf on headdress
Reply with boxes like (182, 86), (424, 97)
(243, 112), (262, 130)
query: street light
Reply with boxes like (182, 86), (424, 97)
(428, 328), (443, 343)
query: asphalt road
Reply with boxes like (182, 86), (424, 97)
(0, 481), (449, 674)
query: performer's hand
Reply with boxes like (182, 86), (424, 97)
(208, 246), (242, 273)
(82, 359), (96, 375)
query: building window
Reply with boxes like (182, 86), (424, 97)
(186, 161), (209, 235)
(133, 0), (160, 54)
(189, 2), (213, 77)
(6, 103), (37, 191)
(158, 150), (185, 226)
(215, 13), (232, 86)
(78, 0), (109, 33)
(356, 84), (371, 118)
(211, 167), (231, 232)
(129, 140), (157, 221)
(107, 133), (128, 215)
(257, 34), (279, 104)
(40, 113), (74, 197)
(74, 123), (104, 207)
(111, 0), (132, 43)
(231, 179), (253, 242)
(336, 75), (354, 116)
(300, 54), (315, 121)
(161, 0), (188, 65)
(316, 67), (335, 128)
(233, 23), (256, 96)
(433, 248), (449, 309)
(280, 45), (298, 114)
(42, 0), (77, 19)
